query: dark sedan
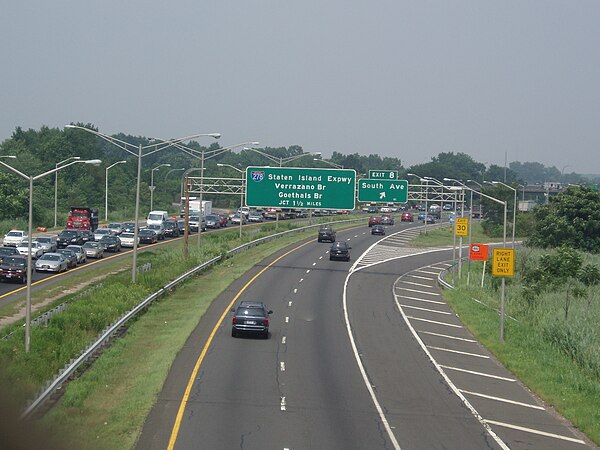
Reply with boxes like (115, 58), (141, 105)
(0, 256), (28, 284)
(329, 241), (351, 261)
(371, 224), (386, 235)
(57, 249), (78, 268)
(163, 220), (180, 238)
(231, 301), (272, 339)
(0, 246), (20, 264)
(99, 235), (122, 252)
(138, 229), (158, 244)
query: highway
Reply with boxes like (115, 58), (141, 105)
(135, 223), (592, 449)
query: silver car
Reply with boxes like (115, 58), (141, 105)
(93, 227), (113, 242)
(119, 232), (139, 248)
(35, 252), (69, 273)
(32, 236), (57, 253)
(82, 241), (105, 259)
(16, 241), (45, 259)
(65, 245), (87, 264)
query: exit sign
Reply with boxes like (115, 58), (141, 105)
(369, 170), (398, 179)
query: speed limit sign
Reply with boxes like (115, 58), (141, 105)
(455, 218), (469, 236)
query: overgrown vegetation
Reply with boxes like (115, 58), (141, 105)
(445, 247), (600, 443)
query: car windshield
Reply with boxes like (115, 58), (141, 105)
(0, 248), (16, 255)
(121, 233), (134, 238)
(96, 229), (110, 234)
(60, 231), (77, 237)
(35, 237), (51, 243)
(83, 242), (99, 248)
(41, 255), (60, 261)
(148, 214), (163, 221)
(236, 307), (265, 316)
(148, 225), (161, 230)
(206, 215), (218, 220)
(3, 257), (25, 266)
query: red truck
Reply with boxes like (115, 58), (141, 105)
(66, 207), (99, 231)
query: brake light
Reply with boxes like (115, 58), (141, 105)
(264, 318), (269, 327)
(232, 317), (237, 324)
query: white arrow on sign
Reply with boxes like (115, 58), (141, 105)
(379, 192), (386, 199)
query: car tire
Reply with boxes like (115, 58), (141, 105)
(231, 329), (237, 338)
(263, 331), (269, 339)
(329, 256), (333, 261)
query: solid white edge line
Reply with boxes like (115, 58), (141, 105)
(460, 390), (545, 410)
(426, 346), (489, 359)
(399, 304), (452, 315)
(393, 276), (510, 449)
(439, 365), (515, 381)
(484, 420), (586, 444)
(419, 331), (477, 342)
(396, 295), (445, 305)
(343, 270), (402, 449)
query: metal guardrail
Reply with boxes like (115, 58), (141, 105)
(21, 215), (365, 419)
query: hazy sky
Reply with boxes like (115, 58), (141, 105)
(1, 1), (599, 173)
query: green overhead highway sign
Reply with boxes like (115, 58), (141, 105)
(357, 179), (408, 203)
(245, 167), (356, 210)
(369, 170), (398, 179)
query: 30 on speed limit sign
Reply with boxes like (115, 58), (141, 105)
(455, 217), (469, 236)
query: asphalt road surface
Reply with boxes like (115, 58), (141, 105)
(135, 223), (594, 449)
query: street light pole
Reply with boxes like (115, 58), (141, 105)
(150, 163), (171, 211)
(217, 163), (245, 239)
(65, 125), (220, 283)
(105, 160), (127, 221)
(491, 181), (517, 248)
(54, 156), (81, 228)
(313, 158), (343, 169)
(0, 158), (102, 353)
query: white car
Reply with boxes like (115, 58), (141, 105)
(16, 241), (45, 259)
(3, 230), (28, 247)
(119, 232), (139, 248)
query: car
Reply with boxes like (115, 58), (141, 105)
(317, 227), (336, 243)
(381, 215), (394, 226)
(231, 301), (273, 339)
(368, 216), (383, 227)
(417, 212), (426, 221)
(380, 206), (392, 213)
(93, 227), (113, 242)
(425, 214), (436, 224)
(57, 229), (84, 248)
(247, 213), (264, 223)
(80, 230), (95, 243)
(367, 206), (378, 214)
(138, 229), (158, 244)
(99, 235), (122, 252)
(218, 214), (228, 227)
(16, 241), (45, 259)
(65, 245), (86, 264)
(82, 241), (105, 259)
(205, 214), (221, 229)
(35, 252), (69, 273)
(119, 232), (139, 248)
(329, 241), (351, 261)
(32, 236), (57, 253)
(401, 212), (414, 222)
(0, 246), (20, 264)
(188, 215), (205, 232)
(146, 223), (166, 240)
(0, 256), (28, 284)
(443, 203), (453, 211)
(371, 224), (386, 235)
(230, 213), (246, 225)
(176, 219), (188, 235)
(107, 222), (125, 235)
(163, 220), (180, 238)
(57, 249), (78, 268)
(3, 230), (28, 247)
(122, 222), (138, 233)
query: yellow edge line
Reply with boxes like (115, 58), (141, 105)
(166, 240), (312, 450)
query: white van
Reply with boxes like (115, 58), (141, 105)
(147, 210), (169, 227)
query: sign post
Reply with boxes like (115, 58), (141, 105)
(492, 247), (515, 342)
(455, 218), (469, 280)
(245, 167), (356, 210)
(357, 179), (408, 203)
